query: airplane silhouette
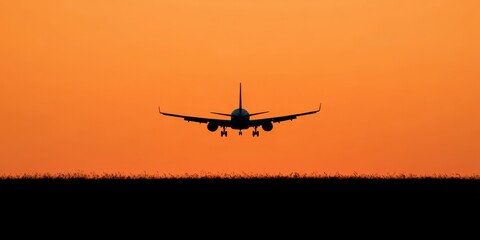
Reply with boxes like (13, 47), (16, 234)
(158, 83), (321, 137)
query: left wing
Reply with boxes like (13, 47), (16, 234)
(250, 104), (321, 127)
(159, 107), (231, 127)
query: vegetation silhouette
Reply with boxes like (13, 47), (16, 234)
(1, 171), (479, 180)
(2, 172), (478, 199)
(2, 172), (478, 223)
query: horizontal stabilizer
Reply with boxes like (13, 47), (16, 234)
(249, 111), (269, 117)
(211, 112), (232, 117)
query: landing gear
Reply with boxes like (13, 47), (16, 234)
(252, 127), (259, 137)
(220, 127), (227, 137)
(239, 131), (242, 136)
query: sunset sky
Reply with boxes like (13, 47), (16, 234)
(1, 0), (479, 177)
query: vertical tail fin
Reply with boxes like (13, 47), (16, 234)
(239, 82), (242, 113)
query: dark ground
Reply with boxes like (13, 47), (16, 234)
(2, 177), (479, 207)
(2, 177), (479, 234)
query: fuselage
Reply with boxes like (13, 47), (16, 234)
(230, 108), (250, 130)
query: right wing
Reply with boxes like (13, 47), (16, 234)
(159, 107), (231, 127)
(249, 104), (321, 127)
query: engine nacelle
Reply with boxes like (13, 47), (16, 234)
(207, 123), (219, 132)
(262, 122), (273, 131)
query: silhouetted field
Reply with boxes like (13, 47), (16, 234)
(2, 173), (479, 205)
(2, 174), (479, 229)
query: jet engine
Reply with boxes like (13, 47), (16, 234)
(207, 122), (219, 132)
(262, 122), (273, 131)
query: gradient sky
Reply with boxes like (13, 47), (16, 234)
(1, 0), (479, 177)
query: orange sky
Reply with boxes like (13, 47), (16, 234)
(1, 0), (479, 177)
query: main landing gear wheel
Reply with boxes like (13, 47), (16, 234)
(252, 126), (259, 137)
(239, 131), (242, 136)
(220, 127), (227, 137)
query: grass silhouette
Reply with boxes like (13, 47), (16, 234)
(2, 172), (478, 200)
(2, 171), (478, 223)
(1, 171), (479, 179)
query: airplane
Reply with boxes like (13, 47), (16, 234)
(158, 83), (321, 137)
